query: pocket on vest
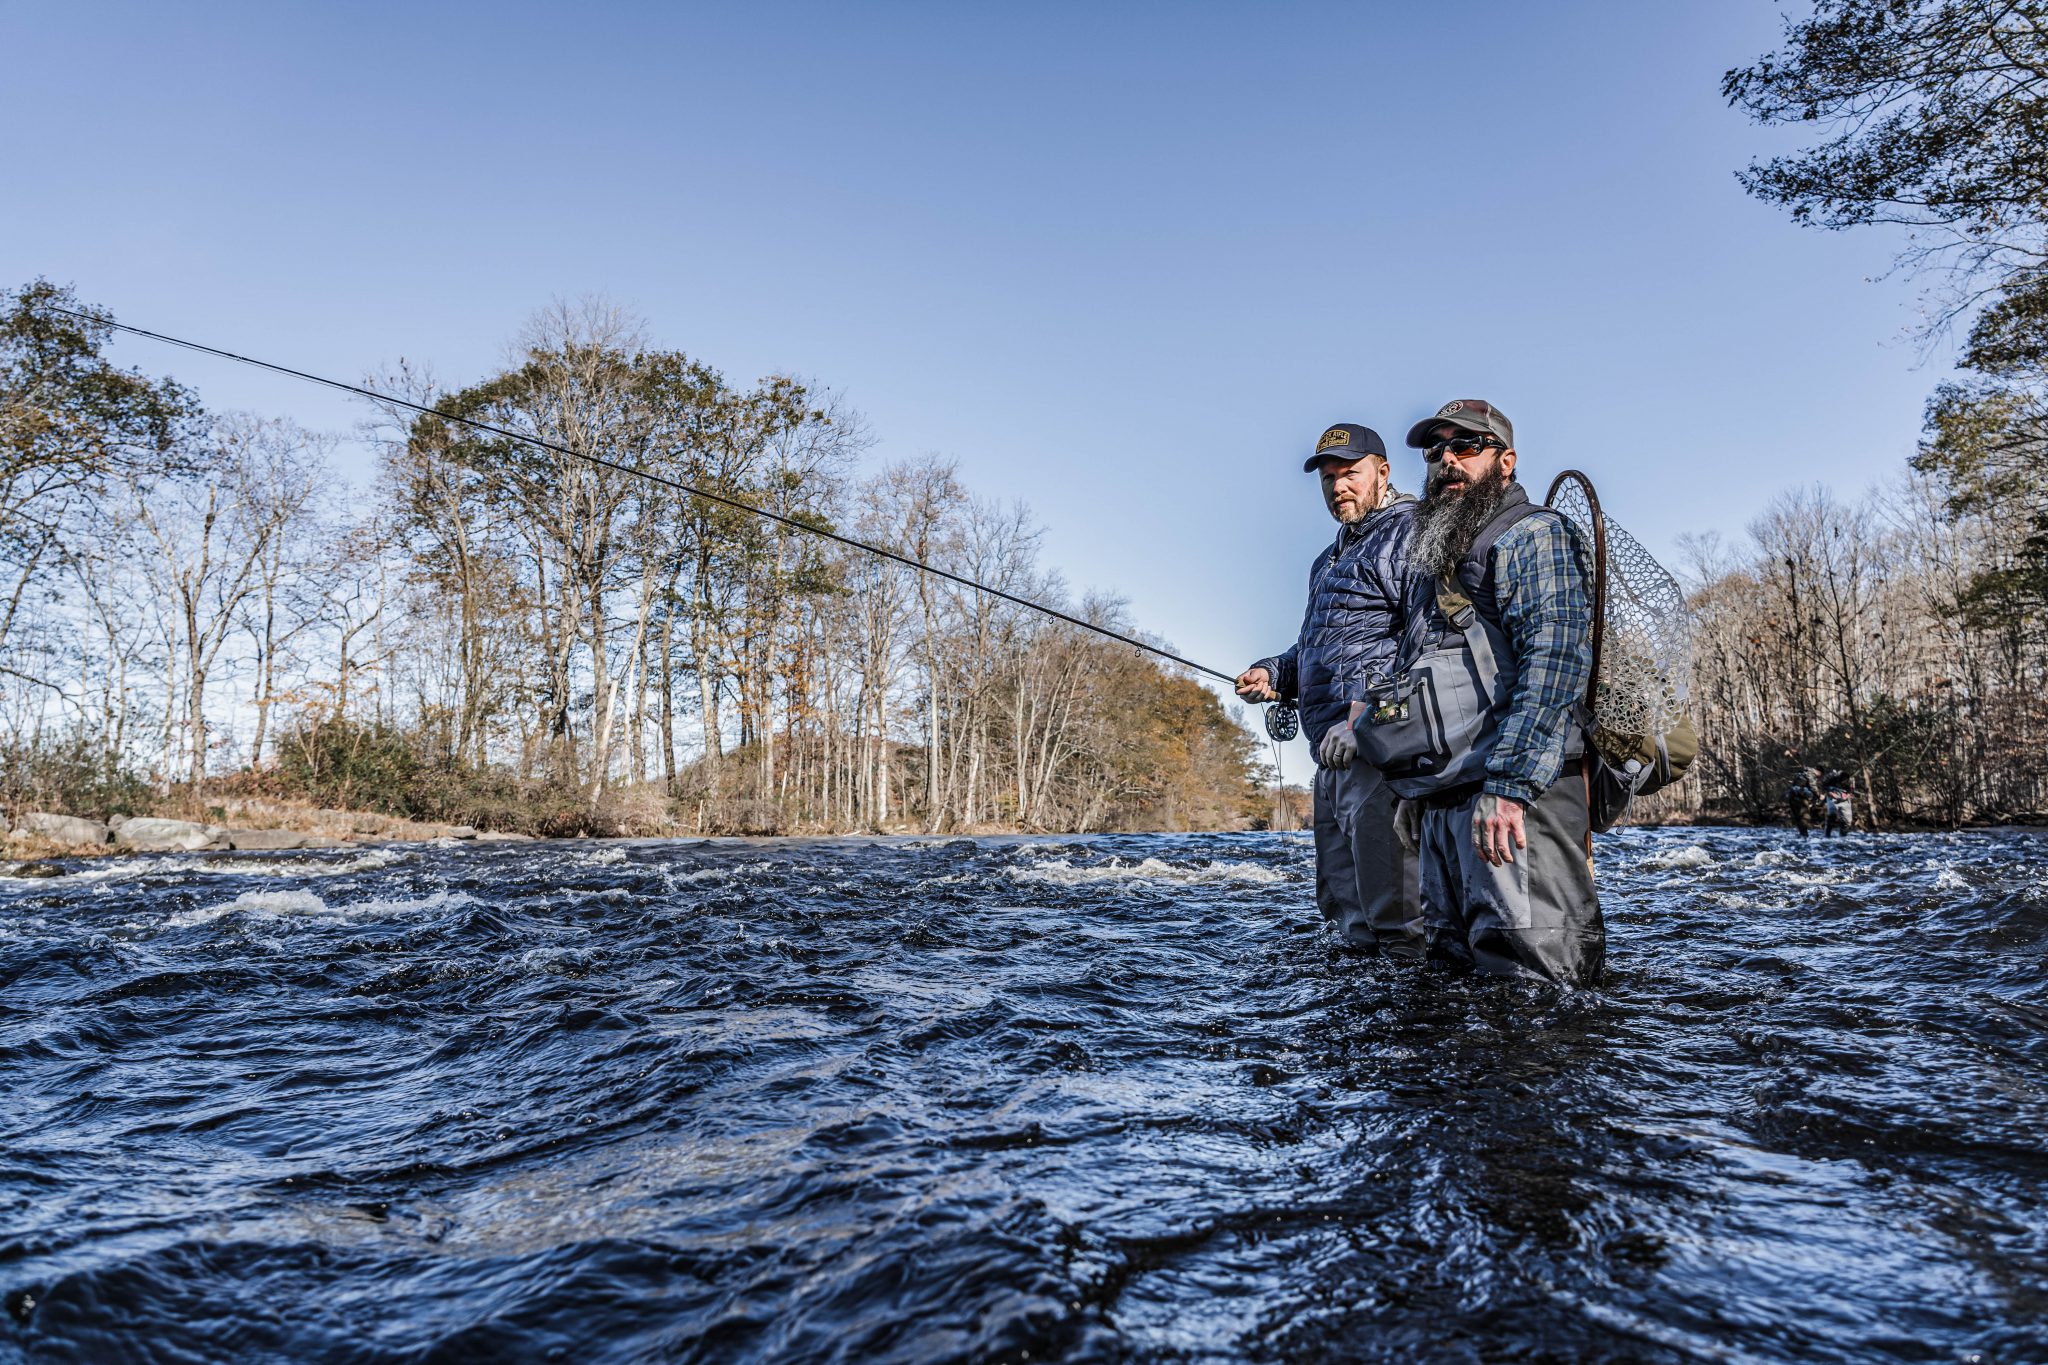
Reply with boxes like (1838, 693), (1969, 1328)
(1358, 651), (1495, 793)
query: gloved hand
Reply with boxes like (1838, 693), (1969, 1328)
(1393, 798), (1421, 853)
(1317, 723), (1358, 769)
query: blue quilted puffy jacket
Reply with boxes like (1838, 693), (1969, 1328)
(1250, 494), (1418, 759)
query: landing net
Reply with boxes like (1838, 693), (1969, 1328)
(1546, 471), (1692, 768)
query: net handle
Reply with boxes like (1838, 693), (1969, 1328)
(1547, 469), (1607, 855)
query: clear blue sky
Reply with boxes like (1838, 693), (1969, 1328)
(2, 2), (1948, 766)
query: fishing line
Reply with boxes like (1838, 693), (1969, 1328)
(58, 308), (1240, 686)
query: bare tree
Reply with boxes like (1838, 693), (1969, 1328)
(127, 415), (324, 787)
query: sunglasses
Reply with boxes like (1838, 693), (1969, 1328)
(1425, 434), (1503, 462)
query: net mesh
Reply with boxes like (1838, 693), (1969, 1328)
(1547, 475), (1692, 767)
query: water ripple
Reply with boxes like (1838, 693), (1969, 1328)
(3, 828), (2046, 1361)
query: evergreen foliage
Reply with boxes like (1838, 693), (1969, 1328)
(1694, 2), (2048, 824)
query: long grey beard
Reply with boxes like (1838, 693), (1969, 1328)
(1413, 467), (1512, 580)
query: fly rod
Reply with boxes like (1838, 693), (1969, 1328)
(59, 307), (1239, 686)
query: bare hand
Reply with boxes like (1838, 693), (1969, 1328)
(1318, 724), (1358, 769)
(1472, 793), (1527, 866)
(1235, 666), (1278, 703)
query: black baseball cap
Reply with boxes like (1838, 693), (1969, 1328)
(1302, 422), (1388, 472)
(1403, 399), (1513, 450)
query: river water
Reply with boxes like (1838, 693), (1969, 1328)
(3, 827), (2045, 1363)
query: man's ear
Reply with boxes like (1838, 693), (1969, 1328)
(1499, 446), (1518, 479)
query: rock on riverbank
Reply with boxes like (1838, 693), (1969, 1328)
(113, 817), (220, 852)
(5, 805), (490, 869)
(11, 811), (112, 845)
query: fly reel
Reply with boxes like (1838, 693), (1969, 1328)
(1263, 701), (1300, 742)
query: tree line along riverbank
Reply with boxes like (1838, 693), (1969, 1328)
(8, 277), (2047, 836)
(2, 284), (1270, 841)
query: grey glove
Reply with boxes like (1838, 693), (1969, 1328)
(1393, 797), (1421, 853)
(1317, 723), (1358, 769)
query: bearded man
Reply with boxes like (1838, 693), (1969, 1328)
(1237, 422), (1424, 956)
(1389, 400), (1603, 985)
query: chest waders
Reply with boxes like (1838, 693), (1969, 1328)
(1358, 471), (1697, 841)
(1355, 492), (1562, 801)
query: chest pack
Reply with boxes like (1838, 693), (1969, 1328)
(1353, 493), (1554, 801)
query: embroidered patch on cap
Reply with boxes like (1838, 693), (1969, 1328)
(1436, 401), (1464, 418)
(1316, 427), (1351, 451)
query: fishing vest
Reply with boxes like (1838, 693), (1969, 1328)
(1356, 485), (1580, 800)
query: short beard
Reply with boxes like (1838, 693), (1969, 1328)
(1330, 467), (1389, 526)
(1413, 463), (1511, 580)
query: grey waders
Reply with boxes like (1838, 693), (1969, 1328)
(1313, 763), (1424, 956)
(1417, 769), (1604, 986)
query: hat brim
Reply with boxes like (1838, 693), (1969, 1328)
(1303, 448), (1387, 472)
(1404, 416), (1484, 449)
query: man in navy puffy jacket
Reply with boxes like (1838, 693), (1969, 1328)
(1237, 423), (1425, 955)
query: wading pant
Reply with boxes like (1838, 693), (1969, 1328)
(1418, 770), (1603, 986)
(1312, 762), (1424, 956)
(1823, 796), (1853, 836)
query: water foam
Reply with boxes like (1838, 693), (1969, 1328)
(1007, 857), (1289, 888)
(70, 846), (407, 884)
(1638, 844), (1714, 871)
(663, 860), (781, 888)
(1769, 868), (1851, 887)
(168, 889), (330, 928)
(167, 887), (474, 929)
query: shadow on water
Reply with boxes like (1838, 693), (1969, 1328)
(2, 827), (2046, 1362)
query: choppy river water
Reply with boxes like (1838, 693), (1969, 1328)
(4, 827), (2046, 1363)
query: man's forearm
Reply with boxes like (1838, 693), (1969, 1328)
(1484, 649), (1579, 802)
(1487, 520), (1592, 802)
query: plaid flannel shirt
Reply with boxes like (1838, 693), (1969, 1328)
(1482, 511), (1593, 804)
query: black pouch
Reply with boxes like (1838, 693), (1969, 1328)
(1586, 751), (1637, 833)
(1357, 659), (1465, 788)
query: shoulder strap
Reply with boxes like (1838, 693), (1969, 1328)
(1459, 492), (1551, 580)
(1433, 572), (1503, 688)
(1431, 487), (1545, 686)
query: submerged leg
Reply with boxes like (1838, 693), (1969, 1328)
(1312, 764), (1370, 947)
(1418, 801), (1474, 973)
(1439, 775), (1604, 987)
(1344, 768), (1424, 959)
